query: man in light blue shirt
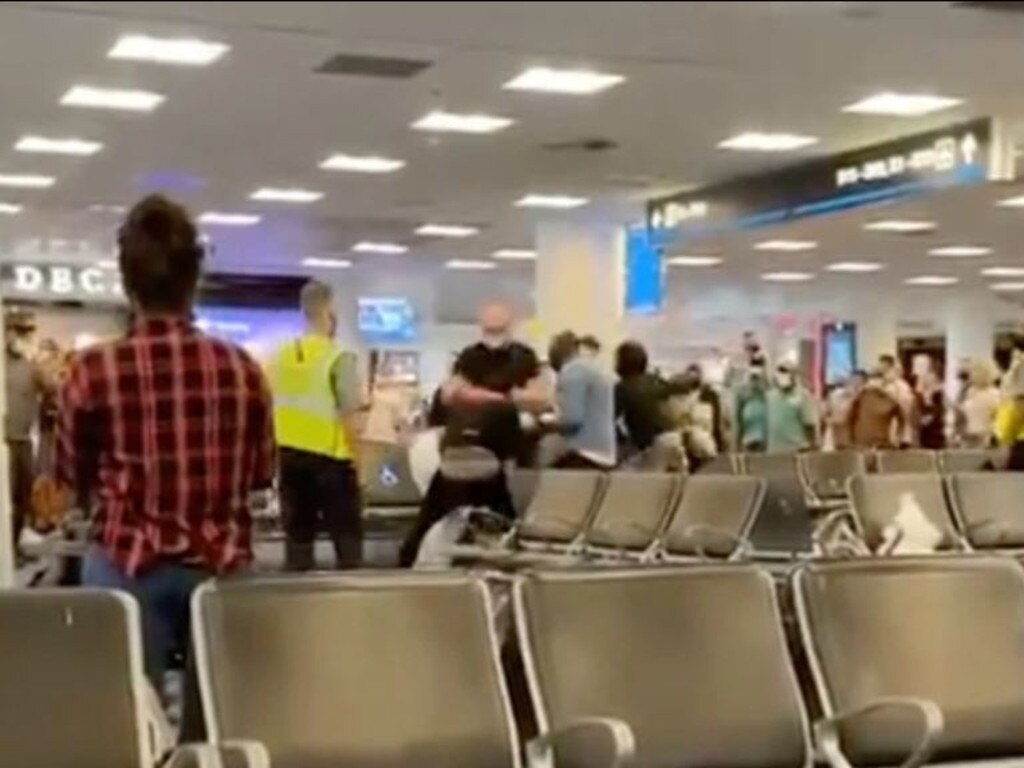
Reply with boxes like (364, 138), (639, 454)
(547, 331), (617, 468)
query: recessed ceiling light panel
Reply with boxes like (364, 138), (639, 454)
(515, 194), (588, 209)
(503, 67), (624, 95)
(415, 223), (479, 238)
(718, 132), (818, 152)
(826, 261), (884, 273)
(991, 282), (1024, 292)
(905, 275), (958, 286)
(754, 239), (818, 252)
(61, 85), (165, 112)
(997, 195), (1024, 208)
(108, 35), (229, 66)
(302, 257), (352, 269)
(412, 110), (513, 134)
(198, 212), (260, 226)
(446, 259), (496, 270)
(982, 266), (1024, 278)
(319, 154), (405, 173)
(353, 241), (408, 254)
(15, 135), (103, 156)
(928, 245), (991, 258)
(864, 219), (936, 233)
(492, 248), (537, 261)
(0, 202), (23, 214)
(250, 187), (323, 203)
(762, 271), (814, 282)
(0, 174), (55, 188)
(667, 255), (723, 267)
(842, 92), (962, 117)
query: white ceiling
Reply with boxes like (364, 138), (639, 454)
(3, 1), (1024, 286)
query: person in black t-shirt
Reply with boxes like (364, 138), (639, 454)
(399, 303), (549, 566)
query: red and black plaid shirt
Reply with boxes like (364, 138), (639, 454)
(56, 316), (275, 577)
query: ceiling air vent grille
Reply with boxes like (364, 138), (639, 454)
(315, 53), (432, 79)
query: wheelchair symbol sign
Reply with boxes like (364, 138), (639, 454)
(379, 464), (399, 488)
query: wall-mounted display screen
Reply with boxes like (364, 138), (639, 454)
(358, 296), (417, 343)
(195, 305), (304, 361)
(822, 321), (857, 387)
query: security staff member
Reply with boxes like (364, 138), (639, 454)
(268, 280), (363, 570)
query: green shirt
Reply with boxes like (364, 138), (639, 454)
(766, 387), (816, 453)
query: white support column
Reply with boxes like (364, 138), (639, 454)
(534, 221), (625, 358)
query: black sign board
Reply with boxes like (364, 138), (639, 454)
(647, 118), (992, 245)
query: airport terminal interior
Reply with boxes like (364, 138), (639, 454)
(10, 2), (1024, 767)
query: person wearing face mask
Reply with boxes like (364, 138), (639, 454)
(4, 310), (43, 558)
(848, 367), (905, 449)
(399, 302), (548, 566)
(734, 364), (770, 453)
(995, 332), (1024, 467)
(268, 279), (365, 571)
(766, 363), (818, 453)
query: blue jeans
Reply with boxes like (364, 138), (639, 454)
(82, 545), (207, 686)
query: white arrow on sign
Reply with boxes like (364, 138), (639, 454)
(961, 133), (979, 165)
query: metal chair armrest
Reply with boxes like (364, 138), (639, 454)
(164, 741), (271, 768)
(815, 697), (943, 768)
(682, 523), (748, 560)
(527, 716), (635, 768)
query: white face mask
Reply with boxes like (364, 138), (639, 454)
(775, 372), (794, 389)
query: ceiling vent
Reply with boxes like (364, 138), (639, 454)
(953, 2), (1024, 12)
(541, 137), (618, 153)
(315, 53), (432, 79)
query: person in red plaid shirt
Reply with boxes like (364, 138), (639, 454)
(56, 195), (275, 685)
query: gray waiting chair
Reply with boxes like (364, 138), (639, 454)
(947, 472), (1024, 551)
(875, 449), (938, 474)
(515, 470), (605, 551)
(194, 573), (628, 768)
(742, 453), (814, 559)
(939, 448), (998, 474)
(847, 474), (964, 553)
(582, 472), (681, 558)
(657, 475), (765, 561)
(0, 589), (261, 768)
(794, 557), (1024, 768)
(515, 566), (811, 768)
(799, 451), (867, 509)
(695, 453), (738, 475)
(360, 440), (423, 510)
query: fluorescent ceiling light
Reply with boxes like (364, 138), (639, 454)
(96, 259), (118, 269)
(667, 255), (723, 267)
(762, 271), (814, 282)
(928, 245), (991, 258)
(0, 203), (23, 215)
(198, 212), (260, 226)
(302, 257), (352, 269)
(0, 174), (55, 188)
(88, 203), (127, 214)
(991, 282), (1024, 292)
(842, 92), (962, 117)
(864, 219), (936, 233)
(250, 187), (323, 203)
(61, 85), (165, 112)
(415, 223), (479, 238)
(754, 239), (817, 252)
(108, 34), (229, 66)
(718, 132), (818, 152)
(515, 194), (589, 209)
(982, 266), (1024, 278)
(353, 241), (408, 254)
(905, 275), (958, 286)
(15, 135), (103, 156)
(492, 248), (537, 261)
(997, 195), (1024, 208)
(446, 259), (496, 270)
(826, 261), (884, 273)
(319, 154), (405, 173)
(503, 66), (624, 95)
(412, 110), (513, 134)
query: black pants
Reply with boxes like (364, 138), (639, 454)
(399, 471), (515, 567)
(7, 439), (32, 552)
(279, 448), (363, 570)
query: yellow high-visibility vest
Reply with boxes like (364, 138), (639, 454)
(995, 399), (1024, 446)
(266, 334), (352, 460)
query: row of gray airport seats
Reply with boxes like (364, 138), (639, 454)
(473, 471), (765, 565)
(846, 471), (1024, 553)
(10, 556), (1024, 768)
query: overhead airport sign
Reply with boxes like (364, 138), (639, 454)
(1, 263), (125, 302)
(647, 118), (993, 245)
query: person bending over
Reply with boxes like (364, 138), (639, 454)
(546, 331), (616, 469)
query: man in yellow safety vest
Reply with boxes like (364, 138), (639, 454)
(267, 280), (363, 570)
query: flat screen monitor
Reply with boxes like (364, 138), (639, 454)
(358, 297), (417, 343)
(194, 305), (304, 362)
